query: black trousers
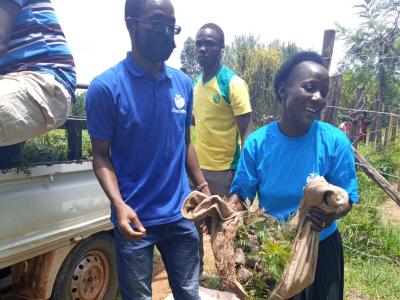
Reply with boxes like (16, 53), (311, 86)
(293, 230), (344, 300)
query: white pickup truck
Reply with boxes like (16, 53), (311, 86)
(0, 111), (118, 299)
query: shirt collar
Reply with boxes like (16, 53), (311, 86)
(124, 52), (173, 80)
(202, 64), (224, 85)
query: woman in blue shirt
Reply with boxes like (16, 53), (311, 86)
(228, 51), (358, 300)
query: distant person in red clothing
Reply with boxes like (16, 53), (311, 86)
(339, 120), (351, 138)
(339, 112), (358, 139)
(359, 112), (372, 143)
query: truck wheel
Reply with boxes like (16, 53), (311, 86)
(51, 233), (118, 300)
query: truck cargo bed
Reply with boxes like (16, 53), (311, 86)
(0, 162), (112, 269)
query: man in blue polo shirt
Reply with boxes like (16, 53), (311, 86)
(86, 0), (209, 299)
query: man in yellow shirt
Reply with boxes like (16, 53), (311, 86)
(193, 23), (253, 278)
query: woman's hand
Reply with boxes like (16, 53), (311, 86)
(306, 207), (336, 232)
(228, 193), (247, 212)
(306, 200), (352, 232)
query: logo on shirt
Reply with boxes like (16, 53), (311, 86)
(172, 93), (186, 114)
(212, 93), (221, 104)
(303, 172), (320, 190)
(306, 172), (319, 184)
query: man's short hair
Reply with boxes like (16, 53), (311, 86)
(198, 23), (225, 47)
(273, 51), (326, 103)
(125, 0), (146, 19)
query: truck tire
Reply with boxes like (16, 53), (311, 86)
(51, 232), (118, 300)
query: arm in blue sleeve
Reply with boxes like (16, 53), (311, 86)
(85, 79), (116, 141)
(230, 137), (259, 202)
(326, 134), (359, 203)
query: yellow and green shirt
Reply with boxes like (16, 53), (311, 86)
(193, 65), (251, 171)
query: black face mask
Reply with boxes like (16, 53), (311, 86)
(136, 29), (176, 63)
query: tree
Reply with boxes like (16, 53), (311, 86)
(180, 37), (201, 80)
(337, 0), (400, 106)
(243, 48), (282, 125)
(223, 34), (262, 75)
(71, 92), (87, 117)
(223, 34), (282, 125)
(268, 39), (302, 62)
(340, 67), (378, 109)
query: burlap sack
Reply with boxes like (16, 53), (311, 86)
(182, 176), (349, 300)
(270, 176), (349, 299)
(181, 191), (247, 298)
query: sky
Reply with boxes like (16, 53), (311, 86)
(52, 0), (362, 84)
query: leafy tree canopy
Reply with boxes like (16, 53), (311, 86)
(180, 36), (201, 80)
(337, 0), (400, 106)
(71, 91), (87, 118)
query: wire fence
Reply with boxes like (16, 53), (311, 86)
(325, 106), (400, 118)
(324, 101), (400, 152)
(323, 100), (400, 203)
(343, 244), (400, 266)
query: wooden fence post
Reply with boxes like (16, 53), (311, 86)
(319, 29), (341, 125)
(384, 107), (393, 150)
(375, 103), (384, 152)
(369, 97), (381, 143)
(392, 108), (399, 142)
(321, 30), (336, 71)
(349, 87), (364, 147)
(321, 74), (343, 125)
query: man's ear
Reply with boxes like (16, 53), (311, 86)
(126, 17), (134, 32)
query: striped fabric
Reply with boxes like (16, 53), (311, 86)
(0, 0), (76, 100)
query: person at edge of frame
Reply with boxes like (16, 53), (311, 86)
(0, 0), (76, 169)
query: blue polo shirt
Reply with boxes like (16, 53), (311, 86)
(231, 121), (359, 241)
(86, 53), (193, 227)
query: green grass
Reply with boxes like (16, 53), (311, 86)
(345, 259), (400, 299)
(340, 141), (400, 300)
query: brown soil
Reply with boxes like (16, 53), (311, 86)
(346, 290), (370, 300)
(379, 182), (400, 227)
(380, 199), (400, 227)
